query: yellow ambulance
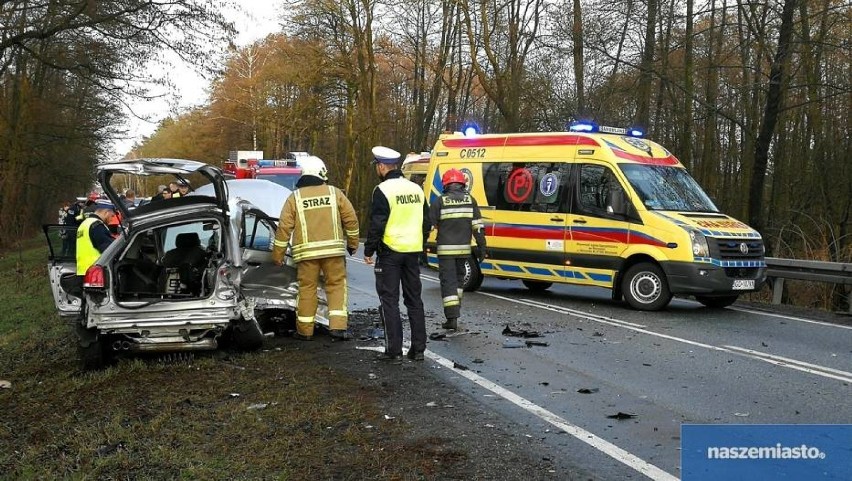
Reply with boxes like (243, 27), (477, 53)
(424, 123), (766, 310)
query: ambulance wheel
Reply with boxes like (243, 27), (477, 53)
(462, 256), (483, 292)
(522, 280), (552, 292)
(622, 263), (672, 311)
(696, 295), (738, 309)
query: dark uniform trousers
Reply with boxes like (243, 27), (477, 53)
(375, 250), (427, 355)
(438, 256), (467, 320)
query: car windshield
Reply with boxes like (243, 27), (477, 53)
(619, 164), (718, 212)
(257, 173), (299, 191)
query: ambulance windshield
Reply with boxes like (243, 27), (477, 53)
(620, 164), (718, 212)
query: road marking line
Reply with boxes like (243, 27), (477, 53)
(480, 292), (850, 384)
(723, 345), (852, 383)
(356, 345), (678, 481)
(729, 306), (852, 330)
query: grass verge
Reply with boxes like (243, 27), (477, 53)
(0, 244), (450, 479)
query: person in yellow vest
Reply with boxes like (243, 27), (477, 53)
(76, 200), (117, 279)
(272, 156), (360, 341)
(364, 146), (431, 363)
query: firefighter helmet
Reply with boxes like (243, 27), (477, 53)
(441, 168), (466, 187)
(300, 156), (328, 181)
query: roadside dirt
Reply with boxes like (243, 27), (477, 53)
(278, 308), (598, 481)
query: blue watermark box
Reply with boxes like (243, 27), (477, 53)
(682, 424), (852, 480)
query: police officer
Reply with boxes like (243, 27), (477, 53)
(364, 146), (431, 363)
(272, 156), (360, 340)
(430, 168), (486, 330)
(76, 199), (116, 283)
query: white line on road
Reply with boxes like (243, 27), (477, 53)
(480, 292), (851, 384)
(729, 306), (852, 330)
(356, 345), (678, 481)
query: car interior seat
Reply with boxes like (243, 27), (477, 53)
(161, 233), (209, 295)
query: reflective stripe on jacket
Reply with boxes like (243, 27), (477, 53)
(272, 184), (360, 263)
(429, 186), (486, 257)
(377, 178), (424, 253)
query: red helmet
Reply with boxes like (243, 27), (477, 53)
(442, 169), (466, 187)
(87, 192), (99, 202)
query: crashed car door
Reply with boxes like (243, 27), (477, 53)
(238, 209), (300, 309)
(42, 224), (83, 318)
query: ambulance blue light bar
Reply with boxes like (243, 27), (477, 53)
(569, 122), (645, 138)
(568, 121), (598, 132)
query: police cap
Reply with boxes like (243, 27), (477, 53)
(94, 199), (116, 211)
(371, 146), (401, 164)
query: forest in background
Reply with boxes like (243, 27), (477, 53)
(1, 0), (850, 305)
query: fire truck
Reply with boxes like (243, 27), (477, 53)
(223, 150), (263, 179)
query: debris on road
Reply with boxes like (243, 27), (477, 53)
(453, 361), (469, 371)
(577, 388), (599, 394)
(429, 332), (447, 341)
(384, 414), (395, 420)
(503, 339), (525, 348)
(0, 380), (10, 389)
(472, 358), (484, 364)
(502, 325), (542, 338)
(734, 412), (750, 417)
(606, 412), (637, 420)
(247, 403), (269, 410)
(426, 401), (438, 407)
(525, 340), (549, 347)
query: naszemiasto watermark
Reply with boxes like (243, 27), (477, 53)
(707, 443), (827, 460)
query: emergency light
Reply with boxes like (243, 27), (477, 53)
(461, 122), (481, 136)
(568, 121), (598, 133)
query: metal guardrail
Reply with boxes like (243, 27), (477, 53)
(765, 257), (852, 313)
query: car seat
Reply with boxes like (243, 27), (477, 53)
(161, 233), (209, 295)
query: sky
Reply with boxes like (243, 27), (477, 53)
(112, 1), (283, 161)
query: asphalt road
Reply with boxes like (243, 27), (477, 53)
(343, 251), (852, 481)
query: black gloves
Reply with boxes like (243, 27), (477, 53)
(475, 247), (485, 264)
(347, 246), (357, 256)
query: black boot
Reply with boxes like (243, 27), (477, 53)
(441, 317), (458, 330)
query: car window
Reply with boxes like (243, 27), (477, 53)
(163, 221), (220, 252)
(242, 212), (275, 251)
(577, 164), (620, 217)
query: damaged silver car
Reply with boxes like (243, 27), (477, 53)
(43, 159), (324, 370)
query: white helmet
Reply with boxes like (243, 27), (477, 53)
(300, 155), (328, 181)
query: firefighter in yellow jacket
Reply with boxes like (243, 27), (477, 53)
(272, 156), (360, 340)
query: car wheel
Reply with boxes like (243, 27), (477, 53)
(77, 336), (107, 371)
(696, 295), (738, 309)
(622, 262), (672, 311)
(522, 280), (553, 292)
(462, 256), (483, 292)
(232, 318), (264, 351)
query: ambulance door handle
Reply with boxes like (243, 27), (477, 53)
(573, 219), (587, 224)
(550, 217), (562, 222)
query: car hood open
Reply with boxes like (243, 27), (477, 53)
(98, 158), (228, 220)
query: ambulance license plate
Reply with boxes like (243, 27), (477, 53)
(732, 279), (754, 290)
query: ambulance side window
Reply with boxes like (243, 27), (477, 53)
(483, 162), (572, 213)
(577, 164), (618, 217)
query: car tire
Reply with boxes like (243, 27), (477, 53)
(522, 280), (553, 292)
(232, 318), (264, 351)
(622, 262), (672, 311)
(696, 295), (738, 309)
(77, 336), (107, 371)
(462, 255), (484, 292)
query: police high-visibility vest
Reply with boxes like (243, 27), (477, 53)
(378, 178), (424, 253)
(76, 217), (102, 275)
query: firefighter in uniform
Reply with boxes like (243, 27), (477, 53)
(272, 156), (360, 340)
(430, 169), (486, 330)
(76, 200), (117, 290)
(364, 146), (431, 363)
